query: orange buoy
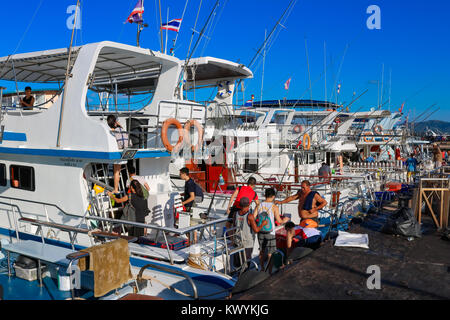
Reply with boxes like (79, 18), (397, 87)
(184, 119), (204, 152)
(302, 133), (311, 150)
(161, 118), (184, 152)
(363, 131), (374, 143)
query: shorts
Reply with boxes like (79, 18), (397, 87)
(407, 171), (416, 179)
(258, 233), (277, 255)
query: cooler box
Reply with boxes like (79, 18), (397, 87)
(138, 235), (188, 251)
(275, 227), (302, 249)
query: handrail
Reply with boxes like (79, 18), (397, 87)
(137, 262), (198, 299)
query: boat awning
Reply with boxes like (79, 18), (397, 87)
(0, 47), (81, 83)
(184, 56), (253, 89)
(0, 43), (165, 86)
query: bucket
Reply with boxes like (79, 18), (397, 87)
(57, 269), (71, 291)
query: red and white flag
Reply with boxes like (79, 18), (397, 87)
(399, 102), (405, 113)
(284, 78), (291, 90)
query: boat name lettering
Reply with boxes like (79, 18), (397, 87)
(60, 157), (82, 167)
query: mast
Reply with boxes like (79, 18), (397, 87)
(260, 29), (267, 108)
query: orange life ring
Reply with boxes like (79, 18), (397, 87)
(302, 133), (311, 150)
(363, 131), (374, 143)
(374, 125), (383, 135)
(293, 124), (303, 134)
(161, 118), (184, 152)
(184, 119), (204, 152)
(382, 135), (390, 142)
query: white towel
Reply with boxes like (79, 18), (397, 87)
(334, 231), (369, 249)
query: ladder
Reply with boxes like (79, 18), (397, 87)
(86, 163), (129, 234)
(0, 87), (7, 142)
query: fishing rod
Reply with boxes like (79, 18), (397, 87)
(253, 89), (370, 191)
(178, 0), (220, 89)
(235, 0), (297, 92)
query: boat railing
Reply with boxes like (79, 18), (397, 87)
(136, 262), (199, 299)
(0, 194), (229, 266)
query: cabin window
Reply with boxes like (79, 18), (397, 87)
(0, 164), (6, 186)
(244, 159), (258, 173)
(10, 165), (35, 191)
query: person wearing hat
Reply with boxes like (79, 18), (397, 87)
(233, 196), (269, 264)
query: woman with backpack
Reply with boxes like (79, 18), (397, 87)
(254, 188), (290, 274)
(107, 180), (150, 237)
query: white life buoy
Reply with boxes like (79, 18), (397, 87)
(216, 81), (233, 99)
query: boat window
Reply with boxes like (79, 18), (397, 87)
(0, 164), (6, 186)
(10, 165), (35, 191)
(270, 111), (289, 124)
(244, 159), (258, 173)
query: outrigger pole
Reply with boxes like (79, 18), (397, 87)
(57, 0), (80, 147)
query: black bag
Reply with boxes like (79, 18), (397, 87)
(382, 207), (421, 238)
(194, 182), (204, 203)
(122, 201), (136, 232)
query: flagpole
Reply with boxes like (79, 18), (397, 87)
(173, 0), (189, 50)
(159, 0), (164, 52)
(165, 7), (169, 54)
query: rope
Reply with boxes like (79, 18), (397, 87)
(137, 274), (194, 298)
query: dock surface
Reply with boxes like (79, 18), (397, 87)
(234, 207), (450, 300)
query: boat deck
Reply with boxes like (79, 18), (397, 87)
(233, 206), (450, 300)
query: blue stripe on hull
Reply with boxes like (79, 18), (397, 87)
(0, 147), (170, 160)
(1, 132), (27, 142)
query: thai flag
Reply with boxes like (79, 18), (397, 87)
(161, 19), (182, 32)
(284, 78), (291, 90)
(126, 0), (144, 24)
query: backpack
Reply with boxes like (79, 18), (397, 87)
(256, 204), (274, 234)
(194, 182), (204, 202)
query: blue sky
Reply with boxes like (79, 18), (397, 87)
(0, 0), (449, 121)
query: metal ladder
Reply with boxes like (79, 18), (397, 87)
(222, 227), (247, 275)
(86, 163), (128, 233)
(0, 87), (7, 141)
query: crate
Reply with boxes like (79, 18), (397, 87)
(14, 264), (47, 282)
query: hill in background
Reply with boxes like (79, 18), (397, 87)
(410, 120), (450, 134)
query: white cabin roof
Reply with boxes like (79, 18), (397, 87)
(184, 56), (253, 88)
(0, 42), (176, 85)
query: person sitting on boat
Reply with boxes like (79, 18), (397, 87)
(107, 180), (150, 237)
(225, 177), (260, 229)
(284, 220), (322, 260)
(318, 162), (332, 182)
(179, 167), (204, 213)
(233, 196), (269, 265)
(255, 188), (289, 274)
(275, 180), (327, 225)
(126, 165), (150, 199)
(20, 86), (35, 110)
(405, 153), (419, 183)
(107, 115), (132, 193)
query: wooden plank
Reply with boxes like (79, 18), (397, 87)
(423, 191), (440, 228)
